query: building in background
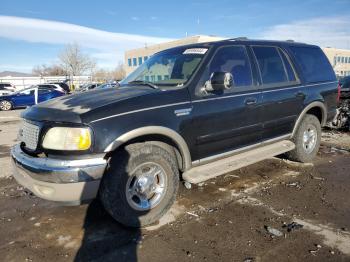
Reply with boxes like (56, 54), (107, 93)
(125, 35), (350, 78)
(322, 47), (350, 78)
(124, 35), (224, 75)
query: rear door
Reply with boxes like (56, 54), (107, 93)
(251, 45), (303, 140)
(189, 45), (263, 161)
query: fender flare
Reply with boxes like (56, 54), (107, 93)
(292, 101), (327, 137)
(104, 126), (192, 171)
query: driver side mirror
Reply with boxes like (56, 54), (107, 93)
(203, 72), (234, 93)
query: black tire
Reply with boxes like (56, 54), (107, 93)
(0, 100), (13, 111)
(286, 114), (321, 163)
(99, 142), (179, 227)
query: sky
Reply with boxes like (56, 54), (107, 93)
(0, 0), (350, 73)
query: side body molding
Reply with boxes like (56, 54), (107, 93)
(291, 101), (327, 137)
(104, 126), (192, 171)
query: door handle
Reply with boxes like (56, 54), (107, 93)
(295, 91), (305, 98)
(245, 97), (257, 105)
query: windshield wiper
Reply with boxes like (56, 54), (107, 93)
(128, 80), (158, 89)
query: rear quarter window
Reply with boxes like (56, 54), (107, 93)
(289, 46), (336, 83)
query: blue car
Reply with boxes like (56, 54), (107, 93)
(0, 86), (65, 111)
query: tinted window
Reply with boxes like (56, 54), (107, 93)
(38, 88), (51, 94)
(208, 46), (252, 87)
(253, 46), (287, 84)
(289, 46), (336, 83)
(340, 76), (350, 89)
(278, 49), (296, 81)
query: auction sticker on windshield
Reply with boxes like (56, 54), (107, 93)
(183, 48), (208, 55)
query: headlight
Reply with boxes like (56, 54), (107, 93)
(42, 127), (91, 151)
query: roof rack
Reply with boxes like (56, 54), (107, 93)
(229, 37), (249, 41)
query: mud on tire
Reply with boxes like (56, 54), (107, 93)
(286, 114), (321, 163)
(99, 142), (179, 227)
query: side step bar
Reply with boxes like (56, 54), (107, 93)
(182, 140), (295, 184)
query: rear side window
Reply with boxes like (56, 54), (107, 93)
(289, 46), (336, 83)
(207, 45), (253, 87)
(252, 46), (287, 84)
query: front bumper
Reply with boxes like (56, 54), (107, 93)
(11, 144), (107, 204)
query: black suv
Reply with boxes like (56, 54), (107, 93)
(11, 39), (338, 227)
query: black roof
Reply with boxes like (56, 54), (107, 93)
(157, 38), (317, 55)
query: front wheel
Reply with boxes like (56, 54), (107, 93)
(99, 142), (179, 227)
(0, 100), (13, 111)
(286, 114), (321, 163)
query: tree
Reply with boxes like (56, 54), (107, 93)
(32, 64), (67, 76)
(58, 43), (96, 76)
(112, 62), (126, 80)
(92, 62), (126, 82)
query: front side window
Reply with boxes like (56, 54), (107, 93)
(202, 45), (253, 88)
(38, 88), (51, 94)
(121, 47), (207, 88)
(253, 46), (287, 84)
(20, 89), (35, 95)
(128, 58), (132, 67)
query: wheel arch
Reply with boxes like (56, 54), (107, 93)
(292, 101), (327, 137)
(104, 126), (192, 171)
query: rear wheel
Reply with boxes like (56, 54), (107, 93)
(0, 100), (12, 111)
(99, 142), (179, 227)
(286, 114), (321, 163)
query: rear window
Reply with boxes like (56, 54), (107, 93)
(289, 46), (335, 83)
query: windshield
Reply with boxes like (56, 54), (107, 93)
(120, 47), (208, 87)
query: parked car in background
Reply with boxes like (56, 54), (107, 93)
(332, 76), (350, 130)
(36, 84), (67, 94)
(0, 83), (16, 96)
(339, 75), (350, 98)
(77, 83), (99, 92)
(96, 82), (119, 89)
(49, 82), (70, 93)
(0, 86), (65, 111)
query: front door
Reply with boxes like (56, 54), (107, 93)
(15, 89), (35, 107)
(189, 45), (263, 162)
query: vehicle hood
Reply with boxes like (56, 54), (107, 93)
(22, 86), (157, 123)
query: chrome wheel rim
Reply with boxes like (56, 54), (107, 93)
(126, 162), (167, 211)
(303, 124), (317, 154)
(0, 101), (11, 111)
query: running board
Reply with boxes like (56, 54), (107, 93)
(183, 140), (295, 184)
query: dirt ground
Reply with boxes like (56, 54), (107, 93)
(0, 109), (350, 262)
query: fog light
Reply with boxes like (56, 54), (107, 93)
(34, 184), (55, 197)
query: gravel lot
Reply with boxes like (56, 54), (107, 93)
(0, 109), (350, 262)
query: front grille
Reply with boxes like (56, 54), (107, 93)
(20, 121), (40, 150)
